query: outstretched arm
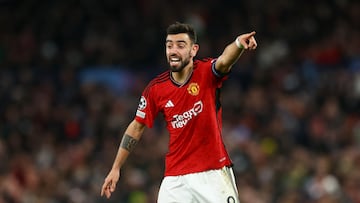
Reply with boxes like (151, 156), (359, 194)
(215, 31), (257, 74)
(101, 119), (146, 199)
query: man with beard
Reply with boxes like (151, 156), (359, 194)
(101, 22), (257, 202)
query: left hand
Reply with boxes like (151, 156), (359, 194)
(101, 169), (120, 199)
(237, 31), (257, 50)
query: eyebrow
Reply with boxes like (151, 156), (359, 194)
(166, 39), (187, 44)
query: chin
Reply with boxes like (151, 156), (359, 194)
(170, 67), (181, 72)
(169, 65), (181, 72)
(168, 61), (187, 72)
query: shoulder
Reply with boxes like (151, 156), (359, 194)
(143, 71), (170, 96)
(194, 57), (229, 79)
(193, 57), (217, 75)
(149, 71), (170, 87)
(193, 58), (217, 73)
(194, 57), (215, 67)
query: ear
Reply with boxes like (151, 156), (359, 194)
(191, 44), (199, 57)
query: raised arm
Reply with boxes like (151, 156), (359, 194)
(101, 119), (146, 199)
(215, 31), (257, 74)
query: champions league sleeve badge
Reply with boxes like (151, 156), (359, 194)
(138, 96), (147, 110)
(136, 96), (147, 118)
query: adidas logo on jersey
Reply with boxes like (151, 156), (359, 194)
(165, 100), (174, 108)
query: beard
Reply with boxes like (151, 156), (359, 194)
(167, 53), (191, 72)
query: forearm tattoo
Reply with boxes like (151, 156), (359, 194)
(120, 134), (138, 152)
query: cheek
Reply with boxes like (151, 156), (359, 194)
(189, 50), (195, 57)
(165, 50), (171, 57)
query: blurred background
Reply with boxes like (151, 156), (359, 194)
(0, 0), (359, 202)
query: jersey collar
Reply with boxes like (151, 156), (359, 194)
(170, 68), (193, 87)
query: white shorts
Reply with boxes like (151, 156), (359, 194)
(157, 166), (240, 203)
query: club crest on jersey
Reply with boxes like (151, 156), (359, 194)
(138, 96), (147, 110)
(187, 83), (200, 96)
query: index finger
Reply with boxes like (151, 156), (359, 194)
(101, 180), (111, 196)
(244, 31), (256, 39)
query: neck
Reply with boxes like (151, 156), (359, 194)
(171, 61), (193, 85)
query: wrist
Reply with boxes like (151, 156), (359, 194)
(235, 37), (244, 49)
(111, 165), (121, 172)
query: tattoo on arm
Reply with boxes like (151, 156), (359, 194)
(120, 134), (138, 152)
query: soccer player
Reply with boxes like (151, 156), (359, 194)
(101, 22), (257, 202)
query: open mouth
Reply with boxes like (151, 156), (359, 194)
(169, 57), (181, 66)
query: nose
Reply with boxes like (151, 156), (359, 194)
(167, 48), (179, 56)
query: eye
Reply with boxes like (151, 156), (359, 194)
(177, 43), (186, 49)
(166, 44), (173, 49)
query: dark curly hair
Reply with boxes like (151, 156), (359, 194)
(166, 22), (197, 44)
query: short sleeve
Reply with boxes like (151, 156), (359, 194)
(134, 85), (159, 128)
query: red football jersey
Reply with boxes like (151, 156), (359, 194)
(135, 58), (232, 176)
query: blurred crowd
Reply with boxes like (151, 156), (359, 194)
(0, 0), (360, 202)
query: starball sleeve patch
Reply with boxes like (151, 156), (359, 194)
(138, 96), (147, 110)
(136, 96), (147, 119)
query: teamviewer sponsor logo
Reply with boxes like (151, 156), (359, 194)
(171, 101), (203, 129)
